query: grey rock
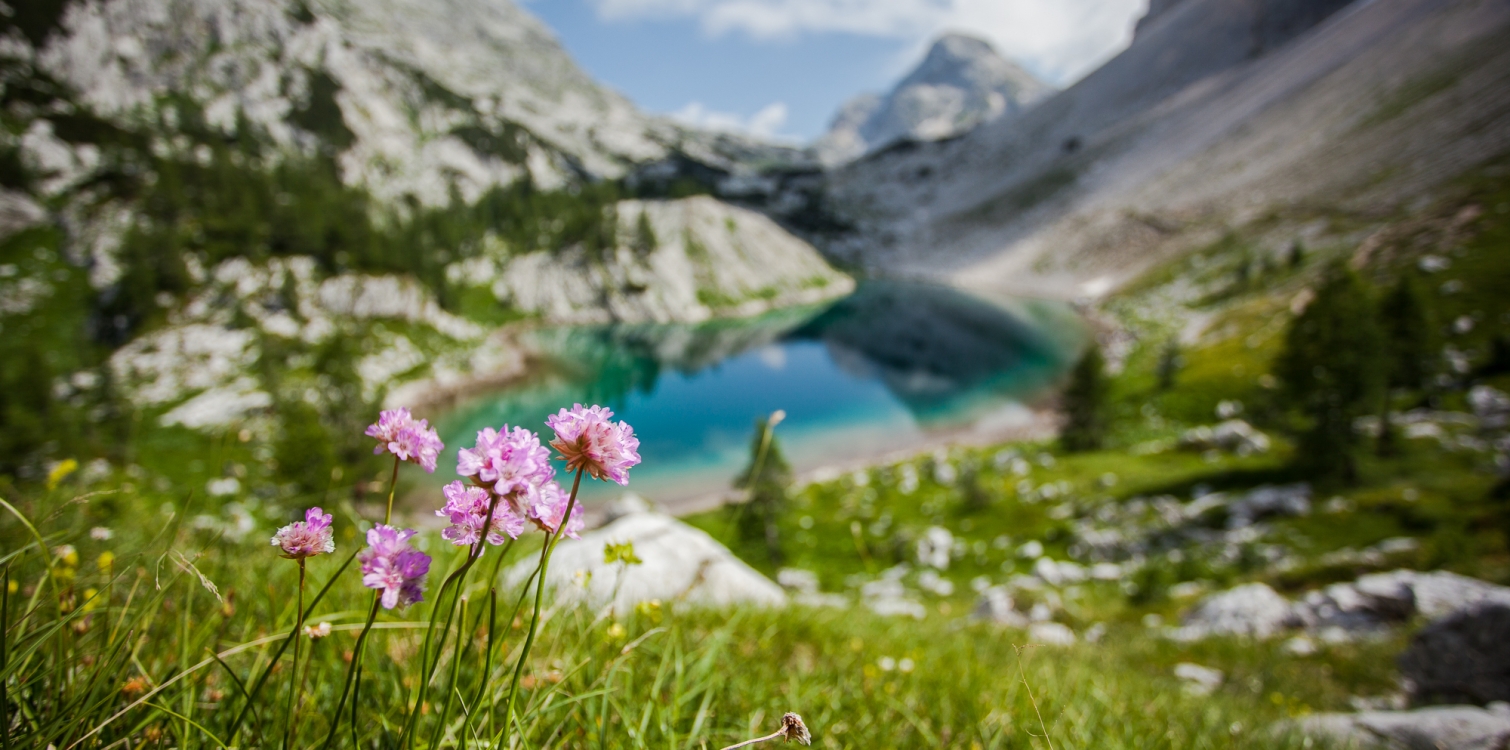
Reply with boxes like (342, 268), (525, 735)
(1399, 602), (1510, 705)
(1295, 705), (1510, 750)
(974, 585), (1029, 627)
(1028, 622), (1076, 646)
(1174, 662), (1224, 696)
(1469, 386), (1510, 430)
(1178, 419), (1272, 456)
(1226, 483), (1310, 528)
(1169, 582), (1297, 640)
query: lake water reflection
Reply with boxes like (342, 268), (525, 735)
(437, 281), (1085, 506)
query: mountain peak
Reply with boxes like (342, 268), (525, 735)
(814, 33), (1052, 167)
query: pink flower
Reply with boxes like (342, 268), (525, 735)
(436, 480), (527, 546)
(271, 507), (335, 560)
(456, 426), (555, 501)
(546, 404), (641, 485)
(359, 525), (431, 610)
(366, 408), (444, 473)
(527, 480), (584, 539)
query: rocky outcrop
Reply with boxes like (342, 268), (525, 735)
(814, 34), (1051, 167)
(1170, 570), (1510, 642)
(1295, 704), (1510, 750)
(504, 512), (786, 613)
(1399, 602), (1510, 705)
(488, 196), (853, 324)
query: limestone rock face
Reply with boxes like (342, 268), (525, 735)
(505, 512), (786, 613)
(490, 196), (854, 324)
(1296, 704), (1510, 750)
(1399, 602), (1510, 705)
(814, 34), (1051, 167)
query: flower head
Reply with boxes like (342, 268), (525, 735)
(366, 408), (444, 473)
(527, 480), (584, 539)
(359, 525), (431, 610)
(457, 426), (555, 501)
(304, 621), (332, 639)
(778, 713), (811, 745)
(271, 507), (335, 560)
(437, 480), (527, 546)
(546, 404), (641, 485)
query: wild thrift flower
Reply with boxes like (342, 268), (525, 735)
(546, 404), (641, 485)
(437, 480), (527, 546)
(527, 480), (584, 539)
(270, 507), (334, 560)
(359, 525), (431, 610)
(457, 425), (555, 501)
(365, 407), (444, 473)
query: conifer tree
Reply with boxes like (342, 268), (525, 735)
(1061, 344), (1110, 452)
(734, 412), (792, 563)
(1157, 340), (1182, 391)
(1275, 262), (1385, 482)
(1377, 274), (1437, 454)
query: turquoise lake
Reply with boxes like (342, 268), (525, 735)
(435, 281), (1086, 507)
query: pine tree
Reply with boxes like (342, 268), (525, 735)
(1157, 340), (1182, 391)
(1061, 345), (1110, 452)
(1377, 274), (1437, 455)
(1380, 274), (1437, 392)
(1275, 262), (1385, 482)
(733, 412), (792, 563)
(632, 210), (657, 256)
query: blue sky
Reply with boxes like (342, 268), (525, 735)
(524, 0), (1149, 142)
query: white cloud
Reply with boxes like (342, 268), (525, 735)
(671, 101), (793, 139)
(591, 0), (1148, 86)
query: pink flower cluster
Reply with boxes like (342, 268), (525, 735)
(437, 480), (526, 546)
(456, 425), (555, 500)
(365, 408), (444, 473)
(359, 525), (431, 610)
(271, 507), (335, 560)
(547, 404), (641, 486)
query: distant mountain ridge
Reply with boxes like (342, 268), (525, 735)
(814, 0), (1510, 298)
(813, 33), (1052, 167)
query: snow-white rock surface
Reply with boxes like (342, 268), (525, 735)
(504, 512), (786, 614)
(814, 33), (1051, 167)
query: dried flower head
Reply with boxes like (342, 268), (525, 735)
(437, 480), (527, 546)
(304, 621), (333, 639)
(526, 480), (584, 539)
(365, 408), (445, 473)
(546, 404), (641, 485)
(778, 713), (810, 745)
(270, 507), (335, 560)
(359, 525), (431, 610)
(457, 425), (556, 501)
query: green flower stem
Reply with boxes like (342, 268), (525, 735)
(319, 596), (380, 750)
(399, 493), (501, 749)
(502, 465), (585, 743)
(283, 559), (306, 750)
(385, 455), (400, 524)
(225, 548), (355, 745)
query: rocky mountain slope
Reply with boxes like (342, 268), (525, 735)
(813, 33), (1052, 168)
(6, 0), (799, 209)
(482, 196), (852, 325)
(818, 0), (1510, 299)
(0, 0), (845, 470)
